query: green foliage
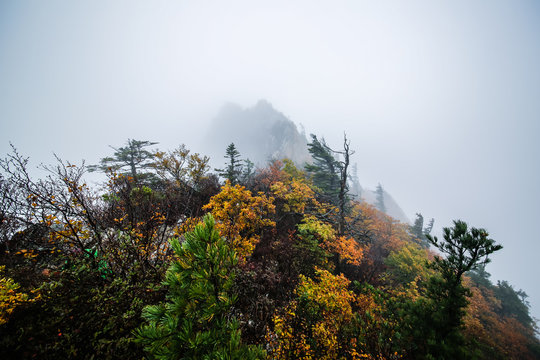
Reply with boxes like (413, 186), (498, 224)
(241, 158), (255, 185)
(427, 220), (502, 280)
(349, 163), (362, 200)
(134, 214), (264, 359)
(282, 158), (307, 182)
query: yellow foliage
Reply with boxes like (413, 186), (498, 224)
(269, 268), (356, 359)
(271, 180), (319, 214)
(297, 215), (336, 243)
(0, 266), (38, 326)
(203, 181), (275, 258)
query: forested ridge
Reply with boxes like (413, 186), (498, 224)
(0, 137), (538, 359)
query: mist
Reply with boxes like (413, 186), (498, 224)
(1, 0), (540, 323)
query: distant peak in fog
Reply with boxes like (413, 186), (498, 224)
(254, 98), (273, 108)
(205, 99), (311, 166)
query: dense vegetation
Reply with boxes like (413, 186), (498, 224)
(0, 138), (538, 359)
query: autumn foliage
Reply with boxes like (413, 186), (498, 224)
(0, 141), (538, 360)
(268, 268), (357, 359)
(203, 181), (275, 258)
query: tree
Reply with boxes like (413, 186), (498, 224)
(424, 217), (434, 236)
(215, 143), (243, 185)
(335, 134), (354, 236)
(410, 213), (424, 240)
(152, 144), (210, 187)
(463, 270), (539, 360)
(152, 144), (212, 219)
(410, 213), (434, 248)
(88, 139), (158, 183)
(305, 135), (340, 202)
(296, 215), (363, 275)
(135, 214), (264, 359)
(0, 147), (107, 263)
(305, 134), (354, 236)
(405, 220), (503, 359)
(375, 183), (386, 213)
(427, 221), (502, 286)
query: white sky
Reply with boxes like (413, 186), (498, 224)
(1, 0), (540, 321)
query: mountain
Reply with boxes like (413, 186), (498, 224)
(205, 100), (311, 167)
(206, 100), (410, 223)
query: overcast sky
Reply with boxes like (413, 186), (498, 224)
(1, 0), (539, 321)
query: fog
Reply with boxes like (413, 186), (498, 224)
(1, 1), (540, 322)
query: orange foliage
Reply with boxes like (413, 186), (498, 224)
(298, 215), (364, 267)
(252, 160), (287, 190)
(348, 202), (410, 281)
(464, 280), (535, 359)
(355, 202), (409, 253)
(322, 236), (364, 267)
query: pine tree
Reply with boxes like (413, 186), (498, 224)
(411, 213), (424, 240)
(305, 135), (341, 202)
(405, 220), (503, 359)
(305, 134), (354, 236)
(216, 143), (243, 185)
(424, 218), (434, 236)
(88, 139), (158, 181)
(410, 213), (433, 248)
(134, 214), (264, 359)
